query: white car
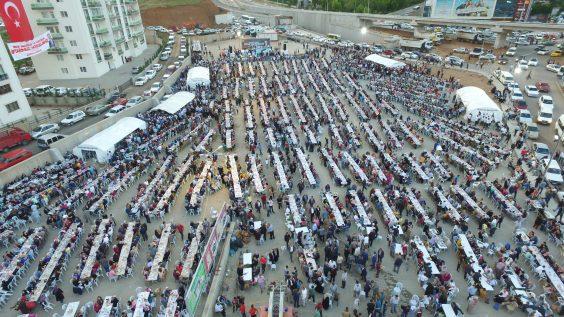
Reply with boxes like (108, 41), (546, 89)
(546, 64), (560, 72)
(60, 110), (86, 126)
(528, 58), (539, 66)
(400, 52), (418, 60)
(31, 123), (60, 139)
(445, 56), (464, 66)
(153, 64), (163, 71)
(150, 82), (162, 94)
(125, 96), (143, 108)
(134, 76), (148, 86)
(533, 143), (550, 160)
(511, 88), (524, 101)
(479, 53), (496, 61)
(543, 159), (563, 184)
(55, 87), (68, 96)
(23, 88), (33, 97)
(524, 85), (540, 97)
(519, 109), (533, 125)
(105, 105), (126, 118)
(537, 49), (549, 55)
(507, 82), (519, 90)
(506, 47), (517, 56)
(145, 70), (157, 80)
(518, 59), (529, 69)
(452, 47), (469, 54)
(539, 95), (554, 109)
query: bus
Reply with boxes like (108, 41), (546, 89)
(327, 33), (341, 42)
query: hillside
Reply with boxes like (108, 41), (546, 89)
(139, 0), (225, 28)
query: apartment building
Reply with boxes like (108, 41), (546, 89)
(0, 38), (32, 127)
(24, 0), (147, 80)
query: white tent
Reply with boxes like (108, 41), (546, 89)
(186, 66), (210, 89)
(456, 86), (503, 123)
(73, 117), (147, 163)
(151, 91), (195, 114)
(364, 54), (406, 68)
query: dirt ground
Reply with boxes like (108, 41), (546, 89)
(140, 0), (225, 28)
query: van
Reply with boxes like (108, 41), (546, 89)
(494, 70), (515, 86)
(0, 148), (32, 171)
(37, 133), (65, 149)
(537, 105), (554, 125)
(526, 122), (539, 139)
(34, 85), (55, 96)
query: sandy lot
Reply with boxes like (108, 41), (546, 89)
(140, 0), (226, 27)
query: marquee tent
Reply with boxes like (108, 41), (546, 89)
(73, 117), (147, 163)
(456, 86), (503, 123)
(186, 66), (210, 89)
(364, 54), (406, 68)
(151, 91), (195, 114)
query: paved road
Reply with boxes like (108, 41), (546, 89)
(390, 2), (423, 16)
(12, 34), (183, 156)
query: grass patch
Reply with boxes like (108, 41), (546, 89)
(139, 0), (203, 10)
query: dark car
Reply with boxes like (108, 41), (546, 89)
(513, 99), (528, 110)
(382, 49), (394, 56)
(497, 57), (508, 65)
(106, 91), (126, 104)
(535, 81), (550, 93)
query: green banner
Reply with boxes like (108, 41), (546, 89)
(185, 261), (208, 316)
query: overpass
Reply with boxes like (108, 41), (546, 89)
(214, 0), (564, 48)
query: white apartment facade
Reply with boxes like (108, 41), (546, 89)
(0, 38), (32, 127)
(24, 0), (147, 80)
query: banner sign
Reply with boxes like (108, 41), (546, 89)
(203, 206), (228, 272)
(0, 0), (34, 42)
(185, 262), (208, 316)
(8, 31), (51, 61)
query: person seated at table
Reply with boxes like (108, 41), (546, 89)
(93, 296), (104, 313)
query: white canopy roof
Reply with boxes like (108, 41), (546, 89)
(151, 91), (195, 114)
(73, 117), (147, 162)
(186, 66), (210, 88)
(364, 54), (406, 68)
(456, 86), (503, 122)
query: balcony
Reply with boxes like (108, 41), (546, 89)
(91, 14), (105, 21)
(37, 18), (58, 25)
(115, 37), (125, 44)
(132, 30), (144, 37)
(95, 28), (108, 35)
(81, 0), (101, 6)
(124, 0), (135, 3)
(104, 53), (113, 60)
(127, 8), (139, 15)
(47, 47), (68, 54)
(31, 2), (54, 10)
(129, 20), (142, 27)
(98, 40), (112, 48)
(51, 32), (63, 39)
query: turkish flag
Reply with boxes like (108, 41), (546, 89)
(0, 0), (34, 42)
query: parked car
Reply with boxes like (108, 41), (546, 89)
(30, 123), (60, 139)
(511, 88), (524, 101)
(0, 128), (31, 152)
(60, 110), (86, 126)
(535, 82), (550, 93)
(505, 47), (517, 56)
(86, 103), (110, 116)
(55, 87), (68, 97)
(537, 48), (550, 55)
(132, 66), (142, 74)
(134, 76), (148, 86)
(23, 88), (33, 97)
(106, 91), (126, 104)
(105, 105), (126, 118)
(0, 148), (33, 171)
(469, 47), (483, 57)
(17, 66), (35, 75)
(479, 53), (496, 61)
(513, 99), (528, 110)
(34, 85), (55, 96)
(543, 159), (563, 185)
(445, 56), (464, 66)
(539, 95), (554, 109)
(550, 50), (562, 57)
(37, 133), (65, 149)
(524, 85), (539, 97)
(528, 58), (539, 66)
(518, 109), (533, 125)
(125, 96), (144, 108)
(153, 64), (163, 71)
(526, 122), (539, 139)
(546, 64), (561, 72)
(533, 142), (550, 160)
(112, 97), (128, 106)
(497, 57), (508, 65)
(145, 70), (157, 80)
(150, 82), (162, 94)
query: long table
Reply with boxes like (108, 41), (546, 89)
(343, 151), (369, 183)
(180, 223), (204, 279)
(228, 155), (243, 198)
(189, 160), (213, 206)
(63, 301), (80, 317)
(116, 222), (136, 276)
(249, 155), (265, 193)
(529, 246), (564, 299)
(133, 291), (151, 317)
(97, 296), (115, 317)
(406, 188), (430, 224)
(290, 95), (307, 124)
(295, 148), (316, 185)
(272, 153), (289, 190)
(365, 154), (387, 183)
(362, 123), (384, 152)
(458, 234), (493, 291)
(164, 289), (179, 317)
(452, 186), (488, 219)
(484, 182), (522, 218)
(324, 192), (345, 227)
(404, 155), (430, 181)
(147, 223), (172, 281)
(431, 187), (462, 222)
(349, 190), (371, 227)
(0, 228), (44, 284)
(413, 237), (440, 275)
(321, 149), (347, 185)
(80, 219), (111, 279)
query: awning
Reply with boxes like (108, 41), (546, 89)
(456, 86), (503, 123)
(151, 91), (195, 114)
(364, 54), (406, 68)
(186, 66), (210, 89)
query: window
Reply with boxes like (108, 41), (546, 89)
(0, 84), (12, 95)
(65, 26), (73, 32)
(75, 54), (83, 60)
(60, 11), (68, 18)
(70, 40), (77, 47)
(0, 65), (7, 81)
(80, 67), (87, 73)
(56, 55), (64, 61)
(61, 68), (69, 74)
(5, 101), (19, 113)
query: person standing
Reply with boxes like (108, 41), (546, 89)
(393, 257), (403, 273)
(140, 223), (148, 241)
(239, 302), (247, 317)
(341, 271), (348, 288)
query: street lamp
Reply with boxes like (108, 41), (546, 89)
(361, 27), (367, 35)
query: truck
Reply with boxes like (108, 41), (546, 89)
(399, 39), (433, 52)
(0, 128), (31, 152)
(457, 32), (484, 43)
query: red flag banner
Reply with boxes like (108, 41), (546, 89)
(0, 0), (34, 42)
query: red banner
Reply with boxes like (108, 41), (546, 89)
(0, 0), (34, 42)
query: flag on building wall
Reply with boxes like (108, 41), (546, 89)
(7, 31), (51, 61)
(0, 0), (34, 42)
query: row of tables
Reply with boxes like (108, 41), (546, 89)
(295, 148), (317, 186)
(228, 155), (243, 199)
(146, 223), (172, 281)
(80, 218), (112, 280)
(321, 149), (347, 185)
(189, 160), (213, 207)
(116, 222), (136, 276)
(324, 192), (345, 227)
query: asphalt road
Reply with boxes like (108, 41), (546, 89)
(14, 34), (182, 156)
